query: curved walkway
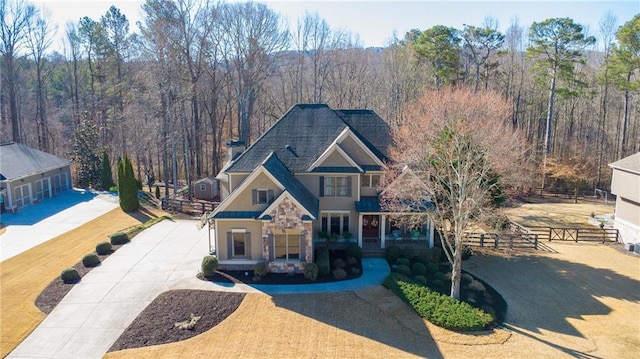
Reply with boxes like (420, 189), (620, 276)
(8, 220), (389, 359)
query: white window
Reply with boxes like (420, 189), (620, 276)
(361, 174), (381, 188)
(232, 232), (246, 257)
(35, 178), (51, 200)
(274, 233), (300, 261)
(324, 176), (349, 197)
(14, 184), (31, 208)
(199, 183), (207, 192)
(52, 173), (67, 194)
(321, 212), (350, 236)
(256, 189), (268, 204)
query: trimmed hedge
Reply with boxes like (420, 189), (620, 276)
(411, 262), (427, 276)
(385, 245), (401, 263)
(110, 232), (129, 245)
(304, 263), (319, 281)
(332, 268), (347, 280)
(316, 247), (330, 276)
(254, 262), (268, 278)
(61, 268), (80, 284)
(201, 255), (218, 276)
(95, 241), (112, 255)
(346, 243), (362, 260)
(384, 274), (494, 331)
(82, 253), (101, 267)
(396, 264), (411, 277)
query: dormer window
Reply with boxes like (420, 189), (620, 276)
(252, 189), (273, 204)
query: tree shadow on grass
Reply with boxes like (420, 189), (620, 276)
(271, 290), (444, 358)
(465, 249), (639, 350)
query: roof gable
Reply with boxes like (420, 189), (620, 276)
(609, 152), (640, 175)
(0, 142), (71, 181)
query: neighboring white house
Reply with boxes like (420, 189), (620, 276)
(0, 142), (72, 213)
(608, 152), (640, 245)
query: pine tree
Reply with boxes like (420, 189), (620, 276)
(101, 151), (115, 190)
(118, 155), (139, 212)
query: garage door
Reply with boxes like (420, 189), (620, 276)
(14, 184), (32, 209)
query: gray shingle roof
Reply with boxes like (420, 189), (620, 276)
(261, 152), (319, 218)
(609, 152), (640, 175)
(226, 104), (391, 174)
(0, 142), (71, 181)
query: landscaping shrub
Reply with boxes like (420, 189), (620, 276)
(467, 279), (486, 292)
(433, 271), (445, 282)
(346, 243), (362, 260)
(401, 246), (417, 260)
(332, 258), (346, 269)
(396, 258), (411, 266)
(110, 232), (129, 245)
(346, 256), (358, 266)
(432, 279), (445, 287)
(117, 155), (139, 212)
(316, 247), (330, 275)
(304, 263), (319, 281)
(396, 264), (411, 277)
(82, 253), (101, 268)
(411, 262), (427, 276)
(61, 268), (80, 284)
(383, 275), (494, 331)
(416, 249), (431, 265)
(425, 262), (439, 275)
(461, 273), (474, 283)
(430, 246), (443, 263)
(384, 245), (401, 263)
(351, 267), (361, 275)
(201, 255), (219, 276)
(95, 241), (112, 255)
(332, 268), (347, 280)
(414, 275), (428, 286)
(155, 185), (161, 199)
(253, 262), (268, 280)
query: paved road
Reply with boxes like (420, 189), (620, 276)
(7, 220), (389, 359)
(0, 190), (119, 262)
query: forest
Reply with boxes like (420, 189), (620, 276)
(1, 0), (639, 196)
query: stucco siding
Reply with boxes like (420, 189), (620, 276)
(321, 150), (351, 166)
(223, 172), (283, 212)
(2, 166), (70, 210)
(228, 173), (250, 193)
(616, 197), (640, 227)
(340, 136), (378, 166)
(611, 169), (640, 203)
(215, 220), (263, 261)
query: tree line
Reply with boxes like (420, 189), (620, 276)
(1, 0), (638, 195)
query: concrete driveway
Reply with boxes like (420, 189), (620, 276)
(1, 189), (119, 262)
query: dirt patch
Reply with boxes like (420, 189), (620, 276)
(501, 199), (614, 227)
(109, 290), (245, 352)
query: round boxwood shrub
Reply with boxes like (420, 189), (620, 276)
(414, 275), (428, 286)
(346, 243), (362, 260)
(95, 241), (113, 255)
(411, 262), (427, 276)
(432, 279), (445, 287)
(332, 258), (346, 269)
(346, 256), (358, 266)
(396, 258), (411, 266)
(425, 262), (439, 274)
(401, 246), (417, 260)
(385, 245), (401, 263)
(316, 247), (330, 276)
(351, 267), (361, 275)
(396, 264), (411, 277)
(430, 246), (443, 263)
(201, 255), (219, 276)
(332, 268), (347, 280)
(304, 263), (319, 281)
(110, 232), (129, 245)
(82, 253), (101, 268)
(61, 268), (80, 284)
(254, 261), (268, 280)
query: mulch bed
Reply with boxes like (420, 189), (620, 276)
(108, 290), (245, 352)
(35, 244), (123, 314)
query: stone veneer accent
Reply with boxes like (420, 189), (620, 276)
(262, 197), (313, 273)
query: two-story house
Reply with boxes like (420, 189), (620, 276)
(209, 104), (434, 273)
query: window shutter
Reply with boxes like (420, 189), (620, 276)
(227, 232), (233, 259)
(245, 232), (252, 260)
(268, 189), (274, 202)
(346, 176), (352, 197)
(319, 176), (324, 197)
(268, 234), (275, 261)
(299, 234), (306, 262)
(252, 189), (257, 205)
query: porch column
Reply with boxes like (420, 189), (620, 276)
(358, 215), (363, 247)
(381, 214), (386, 249)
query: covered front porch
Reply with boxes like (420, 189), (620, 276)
(357, 213), (434, 250)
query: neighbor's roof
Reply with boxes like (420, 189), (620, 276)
(226, 104), (391, 174)
(0, 142), (71, 181)
(609, 152), (640, 175)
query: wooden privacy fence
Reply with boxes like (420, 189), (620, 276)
(524, 226), (619, 243)
(464, 232), (539, 250)
(161, 197), (218, 216)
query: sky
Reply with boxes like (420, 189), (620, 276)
(30, 0), (640, 53)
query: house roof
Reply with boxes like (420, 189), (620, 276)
(0, 142), (71, 181)
(226, 104), (391, 174)
(609, 152), (640, 175)
(261, 152), (319, 219)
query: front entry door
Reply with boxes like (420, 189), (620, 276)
(362, 215), (380, 238)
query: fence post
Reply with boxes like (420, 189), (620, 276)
(480, 234), (485, 247)
(494, 234), (499, 249)
(548, 228), (552, 241)
(575, 229), (579, 243)
(534, 234), (538, 249)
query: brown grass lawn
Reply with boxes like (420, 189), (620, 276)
(0, 208), (159, 358)
(501, 198), (615, 228)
